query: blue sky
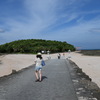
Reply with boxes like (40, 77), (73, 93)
(0, 0), (100, 49)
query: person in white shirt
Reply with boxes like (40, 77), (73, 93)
(34, 53), (43, 82)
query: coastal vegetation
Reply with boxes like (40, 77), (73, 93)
(0, 39), (75, 54)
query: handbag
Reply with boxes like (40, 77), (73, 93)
(41, 60), (45, 66)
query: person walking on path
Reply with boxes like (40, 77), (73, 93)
(57, 53), (61, 59)
(34, 53), (43, 82)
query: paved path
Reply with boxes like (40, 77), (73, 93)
(0, 59), (78, 100)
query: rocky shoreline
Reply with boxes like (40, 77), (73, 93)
(69, 59), (100, 100)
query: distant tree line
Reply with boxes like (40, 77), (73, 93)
(0, 39), (75, 54)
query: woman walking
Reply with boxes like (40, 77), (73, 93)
(34, 53), (43, 82)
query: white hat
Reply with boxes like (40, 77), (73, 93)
(37, 52), (41, 55)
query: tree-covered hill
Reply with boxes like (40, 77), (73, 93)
(0, 39), (75, 54)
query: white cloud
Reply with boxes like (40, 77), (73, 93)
(47, 15), (100, 42)
(0, 0), (100, 49)
(1, 0), (91, 36)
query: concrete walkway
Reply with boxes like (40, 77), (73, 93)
(0, 59), (78, 100)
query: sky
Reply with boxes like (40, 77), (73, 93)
(0, 0), (100, 49)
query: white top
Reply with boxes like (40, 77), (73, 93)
(35, 58), (42, 66)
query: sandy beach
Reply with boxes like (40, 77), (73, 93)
(0, 52), (100, 88)
(0, 53), (57, 77)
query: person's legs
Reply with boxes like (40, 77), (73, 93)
(35, 71), (39, 81)
(39, 69), (42, 81)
